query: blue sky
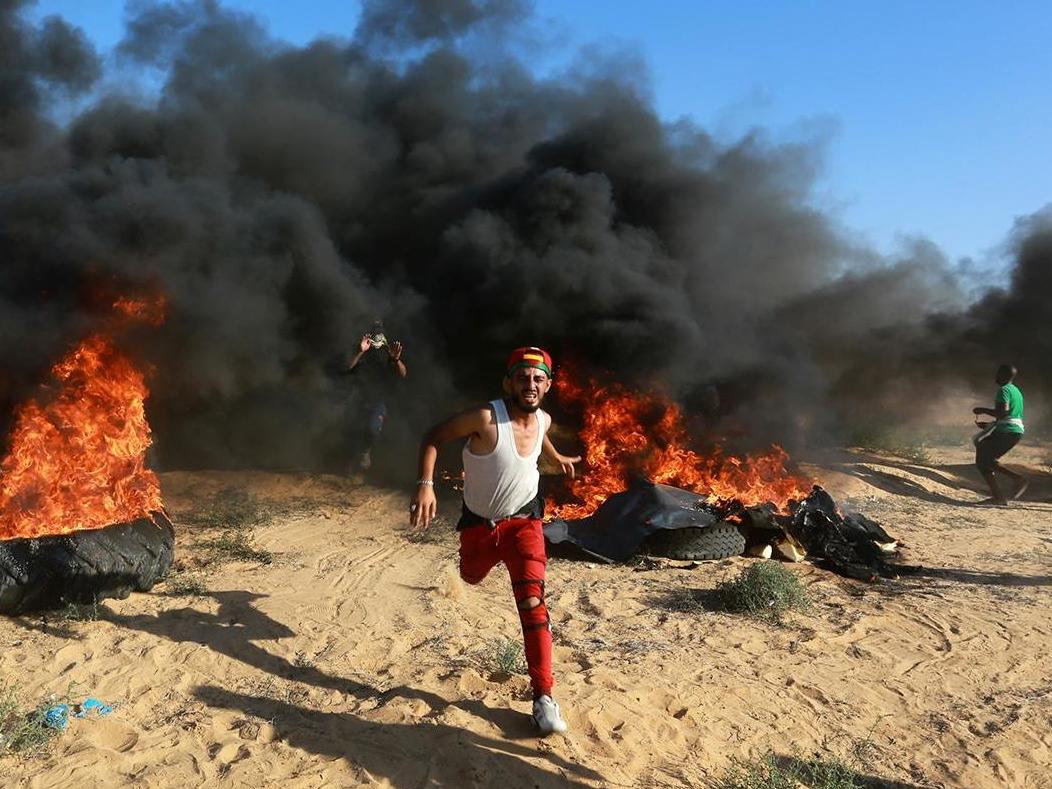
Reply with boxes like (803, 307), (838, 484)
(29, 0), (1052, 266)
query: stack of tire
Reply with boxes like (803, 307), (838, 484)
(544, 481), (746, 562)
(0, 513), (175, 614)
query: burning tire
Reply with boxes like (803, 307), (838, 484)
(644, 523), (745, 561)
(0, 513), (174, 615)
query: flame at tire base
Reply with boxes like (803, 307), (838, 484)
(547, 374), (811, 521)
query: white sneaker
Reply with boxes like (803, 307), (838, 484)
(532, 695), (568, 734)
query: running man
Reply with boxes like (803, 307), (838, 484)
(409, 347), (580, 734)
(972, 364), (1028, 505)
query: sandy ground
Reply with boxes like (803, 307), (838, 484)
(4, 441), (1052, 788)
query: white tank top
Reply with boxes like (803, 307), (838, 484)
(462, 399), (547, 520)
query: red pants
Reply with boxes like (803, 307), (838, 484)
(459, 517), (553, 698)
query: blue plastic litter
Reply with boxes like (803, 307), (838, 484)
(43, 704), (70, 730)
(75, 697), (114, 717)
(41, 697), (115, 732)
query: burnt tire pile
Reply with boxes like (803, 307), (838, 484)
(741, 487), (899, 581)
(544, 481), (746, 562)
(0, 513), (175, 614)
(644, 522), (746, 561)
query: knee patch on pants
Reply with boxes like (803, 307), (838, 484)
(513, 579), (550, 631)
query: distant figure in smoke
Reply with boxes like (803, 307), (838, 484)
(972, 364), (1028, 505)
(409, 347), (581, 735)
(345, 320), (406, 474)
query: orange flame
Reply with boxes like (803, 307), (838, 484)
(0, 299), (165, 540)
(547, 373), (810, 520)
(112, 294), (166, 326)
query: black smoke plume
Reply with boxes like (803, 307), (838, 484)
(0, 0), (1046, 475)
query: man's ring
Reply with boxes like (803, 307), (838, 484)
(410, 504), (418, 512)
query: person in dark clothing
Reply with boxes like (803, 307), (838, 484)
(972, 364), (1027, 506)
(346, 321), (406, 473)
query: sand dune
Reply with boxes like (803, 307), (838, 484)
(4, 442), (1052, 787)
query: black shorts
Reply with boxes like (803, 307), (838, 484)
(975, 431), (1022, 473)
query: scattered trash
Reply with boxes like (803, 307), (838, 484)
(75, 697), (114, 717)
(740, 486), (899, 581)
(43, 704), (70, 730)
(42, 697), (114, 731)
(546, 480), (900, 581)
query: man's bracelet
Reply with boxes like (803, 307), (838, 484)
(416, 479), (434, 486)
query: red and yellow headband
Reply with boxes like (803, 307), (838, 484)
(505, 346), (553, 377)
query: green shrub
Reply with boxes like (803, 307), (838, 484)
(197, 531), (273, 565)
(718, 562), (810, 623)
(714, 754), (801, 789)
(163, 574), (208, 597)
(188, 488), (266, 530)
(716, 752), (863, 789)
(481, 638), (527, 676)
(56, 600), (100, 621)
(0, 684), (66, 757)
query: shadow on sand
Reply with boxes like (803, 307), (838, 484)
(832, 458), (978, 506)
(830, 451), (1052, 508)
(106, 589), (601, 784)
(771, 754), (934, 789)
(195, 684), (602, 787)
(106, 590), (379, 698)
(895, 565), (1052, 588)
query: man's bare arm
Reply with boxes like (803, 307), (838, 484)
(542, 433), (582, 479)
(973, 402), (1009, 418)
(410, 407), (490, 529)
(346, 335), (371, 371)
(388, 341), (407, 378)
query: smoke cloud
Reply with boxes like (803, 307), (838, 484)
(0, 0), (1046, 474)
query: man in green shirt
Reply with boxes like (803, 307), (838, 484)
(972, 364), (1027, 505)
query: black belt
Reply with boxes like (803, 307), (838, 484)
(456, 495), (544, 530)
